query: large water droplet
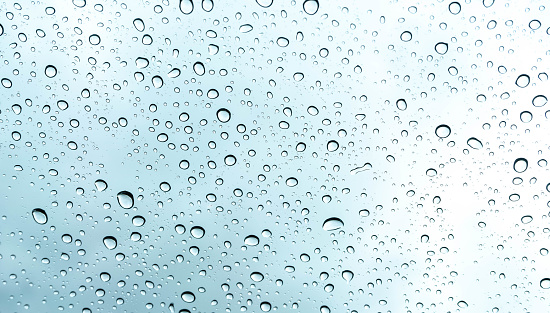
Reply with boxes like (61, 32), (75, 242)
(541, 278), (550, 289)
(193, 62), (205, 76)
(179, 0), (194, 14)
(103, 236), (117, 250)
(45, 65), (57, 78)
(260, 302), (272, 312)
(217, 109), (231, 123)
(251, 272), (264, 282)
(133, 18), (145, 32)
(239, 24), (253, 33)
(513, 158), (528, 173)
(256, 0), (273, 8)
(435, 124), (451, 138)
(303, 0), (319, 15)
(448, 2), (461, 14)
(117, 191), (134, 209)
(190, 226), (205, 239)
(286, 177), (298, 187)
(181, 291), (196, 302)
(152, 75), (163, 88)
(515, 74), (530, 88)
(400, 31), (412, 42)
(342, 270), (354, 282)
(396, 99), (407, 110)
(532, 95), (547, 107)
(202, 0), (213, 12)
(32, 208), (48, 225)
(244, 235), (259, 246)
(327, 140), (339, 152)
(322, 217), (344, 231)
(95, 179), (107, 191)
(224, 155), (237, 166)
(467, 137), (483, 150)
(435, 42), (448, 55)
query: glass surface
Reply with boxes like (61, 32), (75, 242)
(1, 0), (550, 312)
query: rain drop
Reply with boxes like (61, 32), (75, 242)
(322, 217), (344, 231)
(117, 191), (134, 209)
(32, 209), (48, 225)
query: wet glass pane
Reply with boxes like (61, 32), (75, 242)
(1, 0), (550, 312)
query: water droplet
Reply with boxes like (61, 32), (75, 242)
(435, 42), (448, 55)
(2, 78), (13, 88)
(293, 72), (304, 81)
(32, 209), (48, 225)
(513, 158), (528, 173)
(296, 142), (306, 152)
(179, 0), (194, 14)
(521, 215), (533, 224)
(541, 278), (550, 289)
(133, 18), (145, 32)
(103, 236), (117, 250)
(448, 2), (461, 14)
(319, 48), (329, 58)
(529, 19), (541, 30)
(207, 89), (219, 99)
(342, 270), (354, 282)
(12, 131), (21, 141)
(45, 65), (57, 78)
(322, 217), (344, 231)
(515, 74), (530, 88)
(327, 140), (339, 152)
(520, 111), (532, 123)
(286, 177), (298, 187)
(239, 24), (253, 33)
(260, 302), (272, 312)
(467, 137), (483, 150)
(400, 31), (412, 42)
(168, 68), (181, 78)
(202, 0), (213, 12)
(193, 62), (205, 75)
(217, 108), (231, 123)
(73, 0), (86, 7)
(89, 34), (101, 45)
(244, 235), (259, 246)
(251, 272), (264, 282)
(152, 75), (163, 88)
(159, 182), (171, 192)
(117, 191), (134, 209)
(100, 272), (111, 282)
(359, 209), (370, 217)
(175, 224), (186, 234)
(435, 124), (451, 138)
(457, 301), (468, 308)
(181, 291), (196, 303)
(277, 37), (289, 47)
(224, 155), (237, 166)
(256, 0), (273, 8)
(303, 0), (319, 15)
(426, 168), (437, 177)
(532, 95), (547, 107)
(95, 179), (107, 191)
(132, 215), (146, 227)
(190, 226), (205, 239)
(320, 305), (331, 313)
(396, 99), (407, 110)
